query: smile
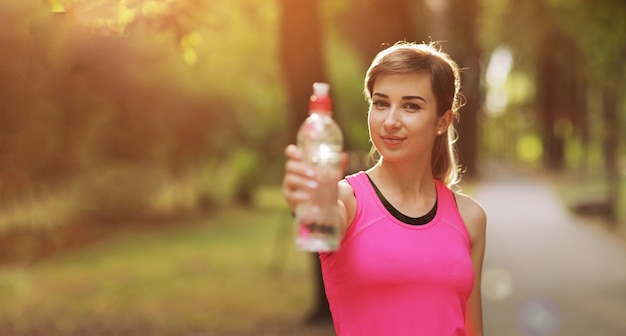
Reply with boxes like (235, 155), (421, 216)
(381, 135), (405, 146)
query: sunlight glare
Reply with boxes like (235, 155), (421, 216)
(50, 0), (66, 13)
(118, 0), (137, 27)
(142, 0), (175, 17)
(424, 0), (449, 13)
(181, 32), (202, 65)
(142, 1), (161, 16)
(183, 49), (198, 65)
(485, 45), (513, 116)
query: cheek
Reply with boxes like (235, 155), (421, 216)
(367, 112), (383, 149)
(415, 114), (440, 133)
(367, 109), (386, 127)
(367, 110), (377, 133)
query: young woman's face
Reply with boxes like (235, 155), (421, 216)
(368, 72), (447, 163)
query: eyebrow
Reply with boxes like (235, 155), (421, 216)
(373, 93), (427, 103)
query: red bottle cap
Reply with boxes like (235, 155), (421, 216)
(309, 82), (332, 114)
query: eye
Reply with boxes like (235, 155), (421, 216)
(403, 102), (422, 112)
(372, 100), (389, 109)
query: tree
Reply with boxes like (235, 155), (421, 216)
(278, 0), (331, 324)
(481, 0), (626, 224)
(407, 0), (483, 179)
(279, 0), (327, 143)
(545, 0), (626, 222)
(445, 0), (483, 178)
(337, 0), (420, 63)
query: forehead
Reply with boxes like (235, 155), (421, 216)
(372, 73), (434, 99)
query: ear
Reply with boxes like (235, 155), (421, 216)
(436, 109), (453, 135)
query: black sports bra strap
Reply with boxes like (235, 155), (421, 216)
(366, 174), (437, 225)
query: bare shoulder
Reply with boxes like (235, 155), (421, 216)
(339, 179), (357, 226)
(454, 192), (487, 244)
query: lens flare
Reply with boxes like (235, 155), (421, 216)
(519, 298), (561, 336)
(482, 267), (514, 301)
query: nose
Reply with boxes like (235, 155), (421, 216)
(383, 106), (401, 131)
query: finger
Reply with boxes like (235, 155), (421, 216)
(282, 173), (317, 209)
(282, 170), (318, 193)
(284, 189), (313, 204)
(285, 144), (302, 161)
(284, 158), (315, 180)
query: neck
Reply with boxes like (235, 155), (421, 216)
(367, 158), (436, 200)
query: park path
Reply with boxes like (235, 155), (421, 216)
(472, 165), (626, 336)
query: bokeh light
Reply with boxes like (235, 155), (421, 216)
(519, 298), (561, 336)
(482, 267), (514, 301)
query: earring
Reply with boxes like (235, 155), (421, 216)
(437, 130), (442, 135)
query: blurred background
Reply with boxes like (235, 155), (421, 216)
(0, 0), (624, 335)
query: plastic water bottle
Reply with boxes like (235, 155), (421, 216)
(295, 82), (344, 252)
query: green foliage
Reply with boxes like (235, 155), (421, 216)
(321, 0), (379, 153)
(184, 149), (265, 206)
(516, 134), (543, 164)
(0, 0), (288, 230)
(2, 0), (623, 232)
(546, 0), (626, 84)
(479, 0), (625, 228)
(325, 33), (371, 151)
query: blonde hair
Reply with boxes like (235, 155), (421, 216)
(364, 41), (463, 186)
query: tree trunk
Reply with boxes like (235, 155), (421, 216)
(571, 52), (590, 174)
(337, 0), (419, 64)
(537, 32), (565, 170)
(278, 0), (331, 323)
(602, 83), (619, 224)
(446, 0), (482, 179)
(279, 0), (327, 143)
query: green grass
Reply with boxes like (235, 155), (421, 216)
(0, 188), (335, 335)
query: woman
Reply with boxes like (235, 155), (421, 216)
(283, 41), (486, 336)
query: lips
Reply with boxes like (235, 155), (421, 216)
(381, 135), (405, 146)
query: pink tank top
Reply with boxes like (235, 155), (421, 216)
(320, 171), (474, 336)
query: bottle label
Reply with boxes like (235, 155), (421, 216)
(299, 221), (337, 236)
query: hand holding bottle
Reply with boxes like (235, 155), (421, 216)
(283, 83), (345, 252)
(282, 144), (317, 211)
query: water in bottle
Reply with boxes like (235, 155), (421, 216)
(295, 82), (344, 252)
